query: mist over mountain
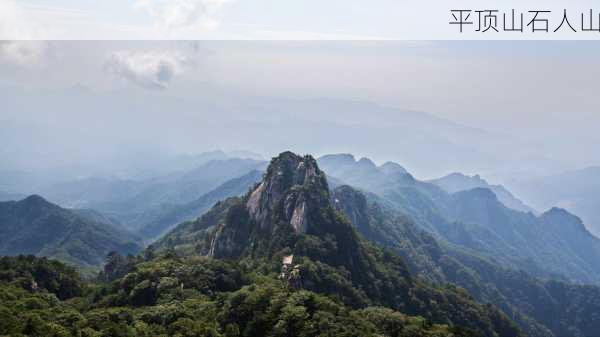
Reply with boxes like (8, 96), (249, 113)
(0, 143), (264, 195)
(38, 158), (267, 232)
(2, 40), (600, 337)
(0, 152), (268, 242)
(0, 84), (574, 183)
(318, 153), (413, 190)
(0, 190), (25, 202)
(429, 172), (535, 213)
(136, 170), (264, 240)
(506, 166), (600, 237)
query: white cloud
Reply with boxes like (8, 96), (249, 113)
(104, 51), (190, 90)
(0, 0), (48, 66)
(134, 0), (231, 31)
(0, 41), (48, 67)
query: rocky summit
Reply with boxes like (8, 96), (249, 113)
(247, 151), (329, 233)
(207, 151), (332, 258)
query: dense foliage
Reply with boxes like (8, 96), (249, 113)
(0, 255), (84, 300)
(1, 255), (474, 337)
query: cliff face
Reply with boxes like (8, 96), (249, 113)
(205, 152), (331, 258)
(331, 185), (370, 232)
(154, 151), (371, 266)
(246, 151), (329, 233)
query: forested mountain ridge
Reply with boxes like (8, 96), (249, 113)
(0, 195), (141, 270)
(442, 187), (600, 284)
(332, 184), (600, 337)
(0, 254), (488, 337)
(151, 151), (522, 337)
(319, 154), (600, 285)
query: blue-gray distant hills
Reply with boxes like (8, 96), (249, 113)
(317, 153), (600, 285)
(428, 172), (535, 214)
(507, 166), (600, 237)
(40, 158), (267, 237)
(1, 156), (268, 243)
(136, 170), (264, 240)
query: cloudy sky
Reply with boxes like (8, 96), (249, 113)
(1, 40), (599, 184)
(2, 0), (600, 40)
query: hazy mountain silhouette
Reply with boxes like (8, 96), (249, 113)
(429, 172), (535, 213)
(507, 166), (600, 237)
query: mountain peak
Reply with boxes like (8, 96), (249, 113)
(264, 151), (326, 192)
(22, 194), (48, 203)
(317, 153), (357, 166)
(246, 151), (329, 234)
(454, 187), (499, 202)
(171, 151), (334, 259)
(443, 172), (487, 184)
(539, 207), (589, 234)
(446, 172), (467, 178)
(19, 194), (54, 209)
(379, 161), (408, 175)
(545, 206), (570, 215)
(357, 157), (376, 168)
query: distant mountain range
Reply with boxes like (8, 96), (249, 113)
(0, 169), (264, 269)
(3, 151), (600, 336)
(1, 86), (570, 180)
(1, 156), (268, 243)
(5, 152), (598, 285)
(0, 147), (264, 196)
(331, 184), (600, 337)
(318, 153), (409, 189)
(506, 166), (600, 237)
(318, 153), (600, 285)
(40, 158), (267, 233)
(135, 170), (263, 240)
(429, 172), (535, 213)
(0, 195), (142, 272)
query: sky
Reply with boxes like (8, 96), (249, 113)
(3, 0), (600, 40)
(1, 40), (599, 187)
